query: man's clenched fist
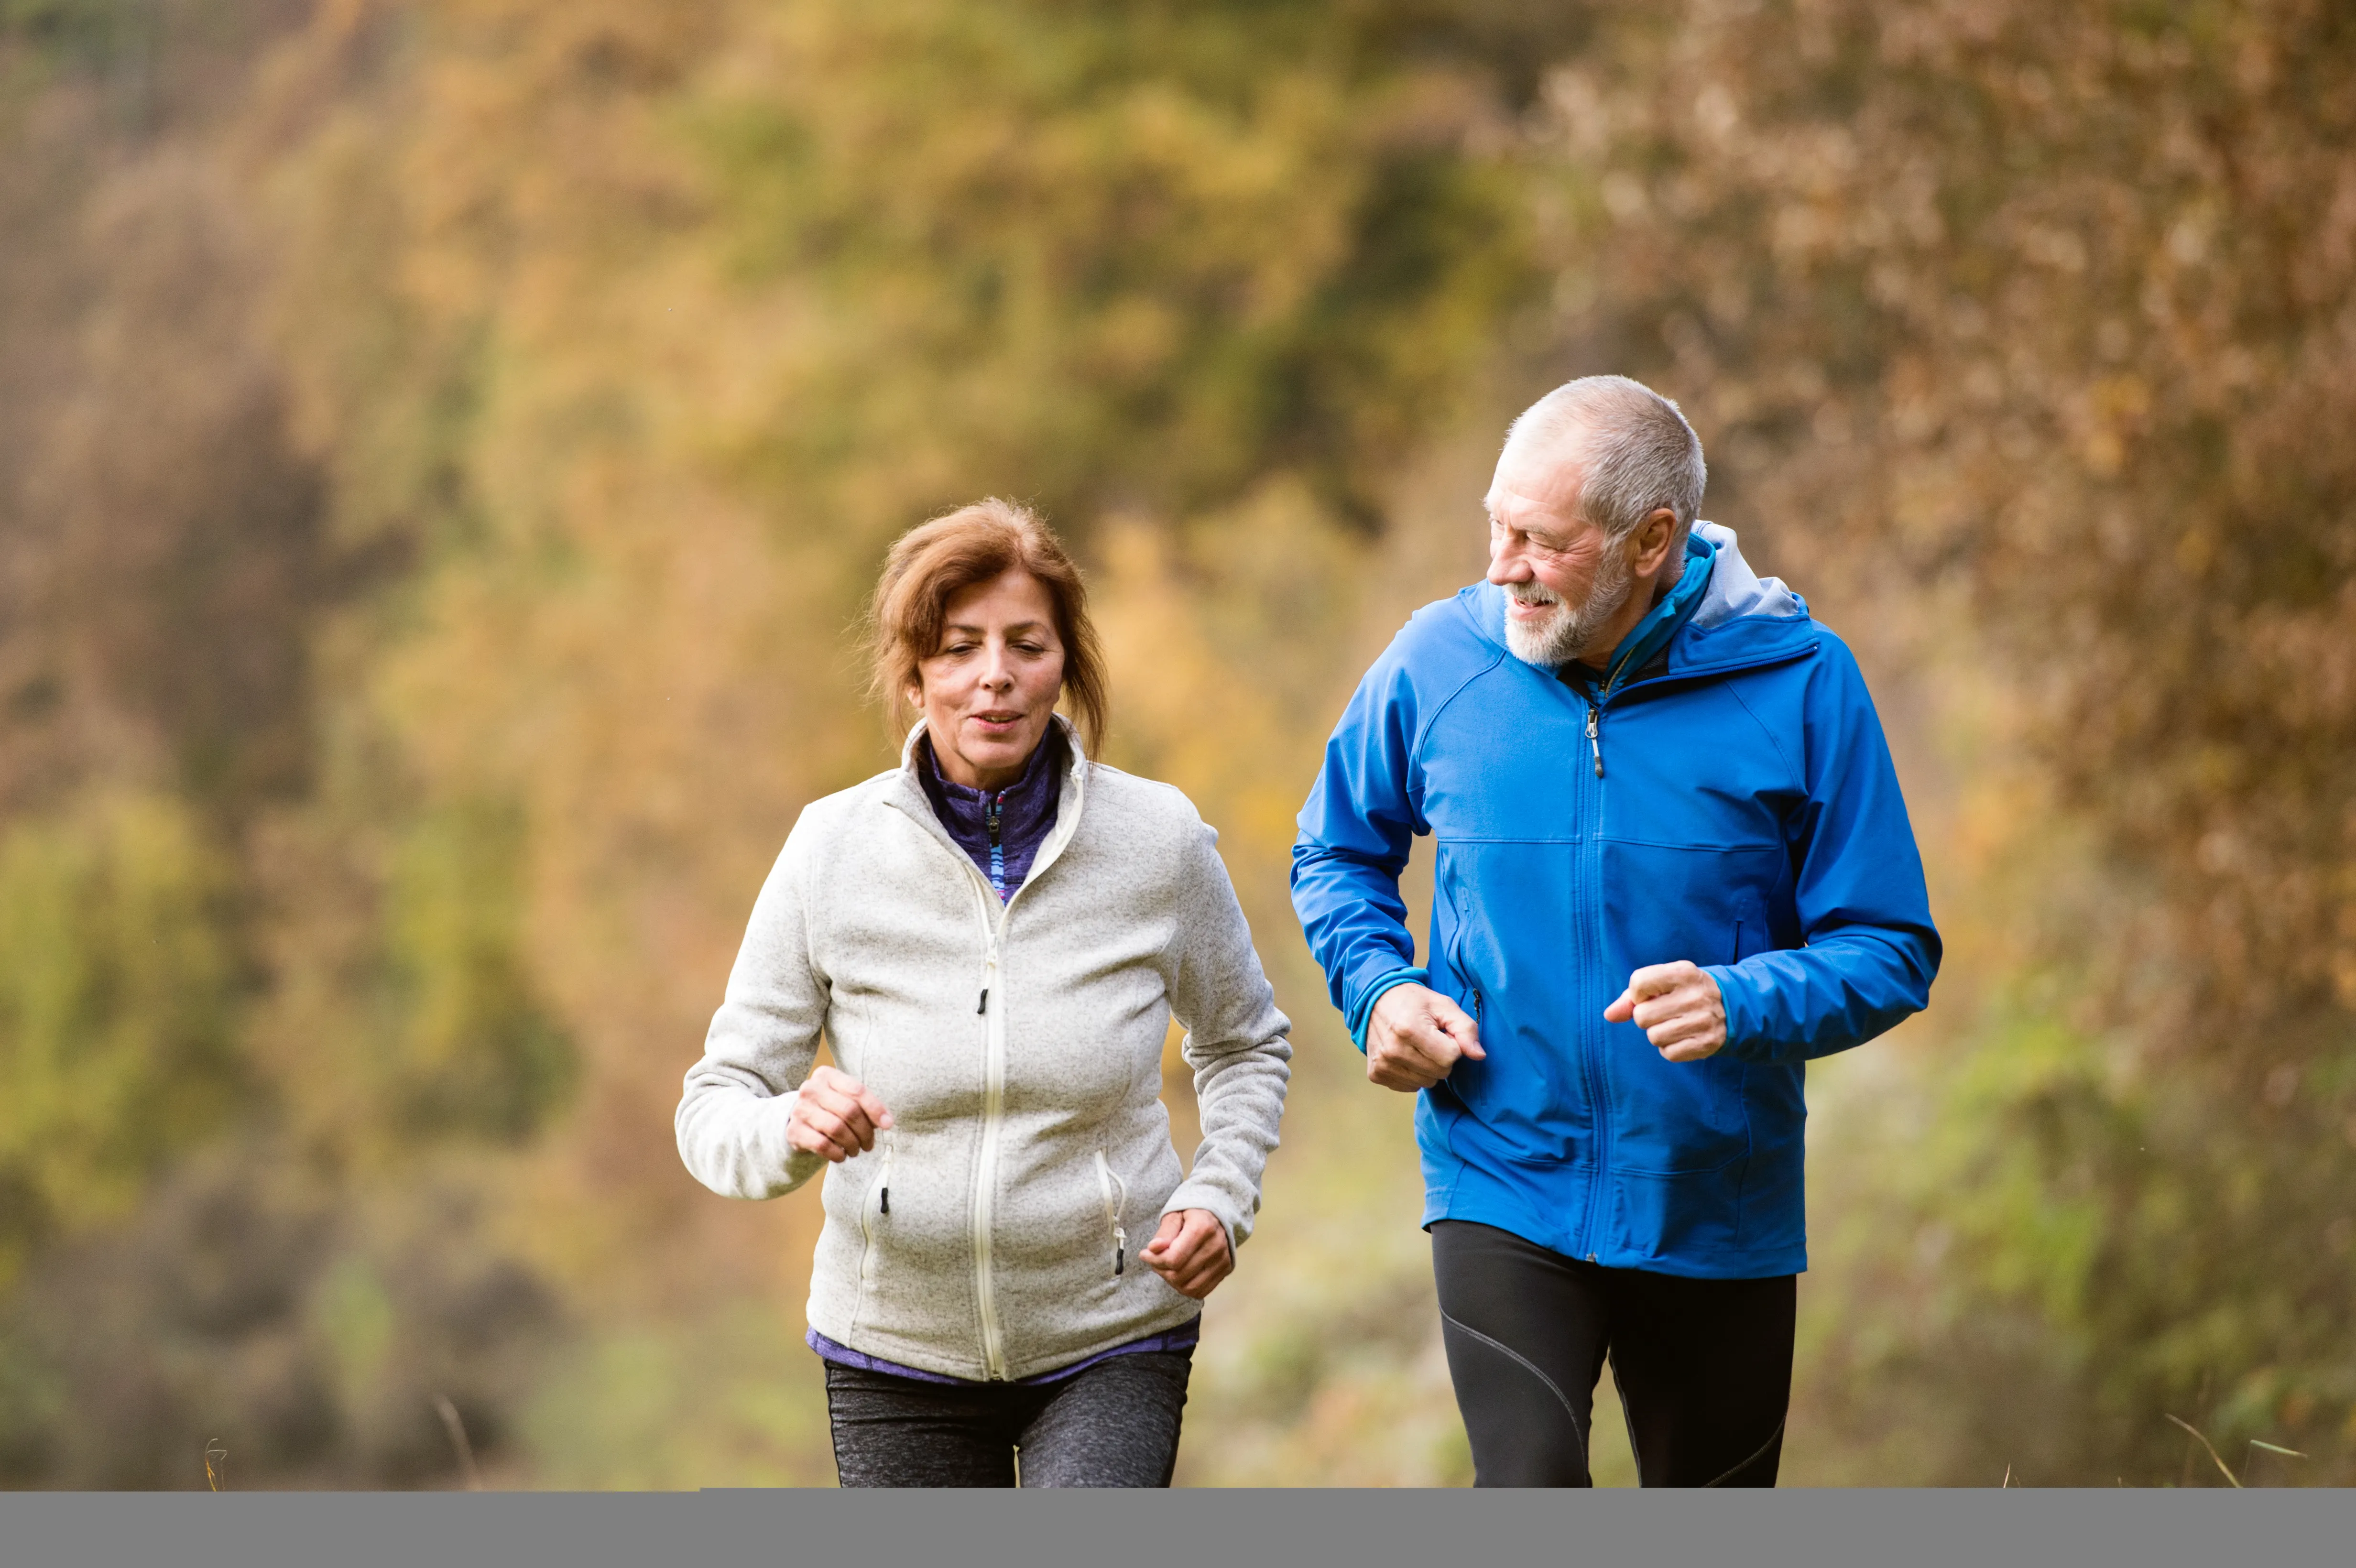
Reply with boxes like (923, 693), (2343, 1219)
(1604, 961), (1726, 1063)
(1366, 982), (1485, 1091)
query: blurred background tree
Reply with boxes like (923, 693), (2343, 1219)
(0, 0), (2347, 1487)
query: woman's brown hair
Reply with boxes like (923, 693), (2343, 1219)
(868, 499), (1109, 755)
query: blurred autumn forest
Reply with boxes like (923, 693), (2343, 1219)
(2, 0), (2351, 1489)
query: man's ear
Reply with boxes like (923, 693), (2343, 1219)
(1632, 507), (1680, 575)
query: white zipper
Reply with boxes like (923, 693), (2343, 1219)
(914, 744), (1089, 1383)
(1093, 1149), (1129, 1278)
(972, 907), (1008, 1380)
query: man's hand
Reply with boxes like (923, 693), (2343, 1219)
(785, 1064), (894, 1161)
(1141, 1209), (1232, 1300)
(1604, 961), (1726, 1063)
(1366, 982), (1485, 1091)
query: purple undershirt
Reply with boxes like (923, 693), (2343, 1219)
(917, 726), (1064, 902)
(810, 727), (1193, 1386)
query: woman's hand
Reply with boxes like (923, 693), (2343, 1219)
(1140, 1209), (1233, 1300)
(786, 1065), (894, 1162)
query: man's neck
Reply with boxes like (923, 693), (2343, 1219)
(1573, 555), (1683, 671)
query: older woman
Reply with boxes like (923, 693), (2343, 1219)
(676, 499), (1292, 1487)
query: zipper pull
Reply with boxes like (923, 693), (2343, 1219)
(1114, 1225), (1127, 1276)
(1586, 704), (1603, 778)
(977, 987), (988, 1014)
(880, 1186), (889, 1215)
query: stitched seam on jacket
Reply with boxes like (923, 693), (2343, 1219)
(1407, 607), (1510, 779)
(1722, 675), (1801, 796)
(1703, 1416), (1786, 1488)
(1439, 1309), (1588, 1472)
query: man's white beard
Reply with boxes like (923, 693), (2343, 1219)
(1503, 547), (1634, 667)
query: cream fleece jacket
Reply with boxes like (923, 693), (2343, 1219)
(676, 721), (1293, 1382)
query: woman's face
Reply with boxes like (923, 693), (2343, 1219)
(914, 567), (1066, 791)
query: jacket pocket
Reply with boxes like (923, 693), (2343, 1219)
(1439, 854), (1482, 1022)
(850, 1134), (895, 1334)
(1092, 1149), (1129, 1280)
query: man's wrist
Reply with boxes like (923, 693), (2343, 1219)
(1700, 963), (1756, 1059)
(1347, 966), (1430, 1053)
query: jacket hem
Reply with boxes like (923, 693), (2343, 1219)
(805, 1296), (1207, 1384)
(1420, 1193), (1808, 1281)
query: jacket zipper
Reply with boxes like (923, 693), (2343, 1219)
(985, 791), (1006, 898)
(971, 887), (1008, 1380)
(919, 742), (1087, 1383)
(963, 814), (1076, 1380)
(1578, 685), (1613, 1261)
(1585, 651), (1642, 779)
(1093, 1149), (1129, 1278)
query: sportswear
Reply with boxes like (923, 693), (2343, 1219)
(1291, 523), (1939, 1277)
(1432, 1220), (1792, 1486)
(824, 1347), (1193, 1487)
(679, 718), (1291, 1381)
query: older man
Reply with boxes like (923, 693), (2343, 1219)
(1292, 375), (1940, 1486)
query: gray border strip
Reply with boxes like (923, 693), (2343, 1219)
(7, 1489), (2355, 1568)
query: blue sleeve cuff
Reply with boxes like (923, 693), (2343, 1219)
(1345, 967), (1430, 1054)
(1702, 963), (1767, 1063)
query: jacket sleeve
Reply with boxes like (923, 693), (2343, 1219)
(1289, 640), (1432, 1050)
(1161, 818), (1293, 1251)
(674, 818), (833, 1198)
(1705, 639), (1942, 1064)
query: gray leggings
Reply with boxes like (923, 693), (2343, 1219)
(823, 1349), (1192, 1487)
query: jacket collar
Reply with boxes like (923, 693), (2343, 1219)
(1667, 521), (1815, 677)
(883, 714), (1091, 899)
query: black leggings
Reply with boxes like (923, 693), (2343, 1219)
(1432, 1220), (1795, 1487)
(823, 1349), (1192, 1487)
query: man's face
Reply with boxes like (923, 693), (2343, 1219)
(1483, 435), (1635, 666)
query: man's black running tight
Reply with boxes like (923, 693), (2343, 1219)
(1432, 1220), (1795, 1487)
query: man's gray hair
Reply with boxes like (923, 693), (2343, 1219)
(1503, 375), (1707, 543)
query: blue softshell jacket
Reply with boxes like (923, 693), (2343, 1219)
(1291, 523), (1940, 1278)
